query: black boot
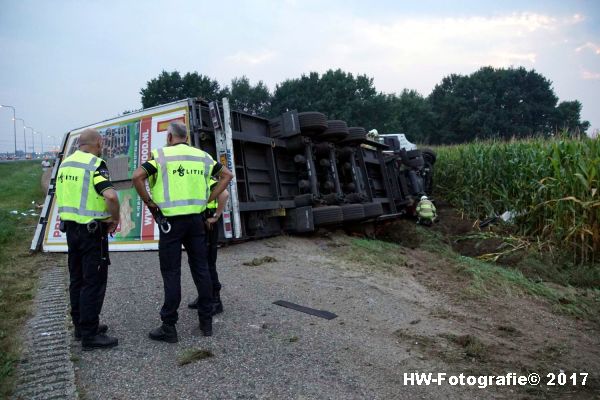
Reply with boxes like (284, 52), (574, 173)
(199, 318), (213, 337)
(82, 333), (118, 351)
(188, 297), (199, 309)
(212, 290), (223, 315)
(148, 323), (178, 343)
(75, 323), (108, 341)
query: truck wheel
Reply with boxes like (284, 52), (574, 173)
(312, 206), (343, 226)
(362, 202), (383, 219)
(298, 112), (328, 137)
(421, 148), (437, 165)
(402, 150), (424, 169)
(340, 127), (367, 144)
(317, 120), (349, 142)
(340, 203), (365, 222)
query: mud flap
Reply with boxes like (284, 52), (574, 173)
(284, 206), (314, 233)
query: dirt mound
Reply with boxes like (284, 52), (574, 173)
(431, 200), (475, 236)
(452, 237), (506, 258)
(374, 218), (422, 248)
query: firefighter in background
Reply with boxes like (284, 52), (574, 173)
(416, 195), (437, 226)
(132, 122), (233, 341)
(188, 179), (229, 315)
(367, 128), (379, 141)
(55, 128), (120, 350)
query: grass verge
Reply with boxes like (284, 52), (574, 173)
(418, 226), (600, 321)
(334, 237), (407, 273)
(0, 160), (45, 398)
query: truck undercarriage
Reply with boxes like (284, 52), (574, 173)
(31, 98), (435, 251)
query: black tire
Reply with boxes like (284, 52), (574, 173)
(402, 149), (424, 169)
(294, 194), (314, 207)
(340, 203), (365, 222)
(421, 148), (437, 165)
(312, 206), (343, 226)
(317, 120), (349, 142)
(362, 202), (384, 219)
(348, 127), (366, 136)
(298, 112), (328, 137)
(340, 127), (367, 144)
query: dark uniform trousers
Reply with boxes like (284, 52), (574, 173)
(65, 221), (109, 339)
(206, 211), (221, 293)
(159, 213), (213, 324)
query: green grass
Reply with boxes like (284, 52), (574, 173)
(0, 160), (45, 398)
(434, 136), (600, 263)
(177, 348), (214, 366)
(417, 226), (600, 320)
(343, 238), (407, 272)
(461, 256), (599, 319)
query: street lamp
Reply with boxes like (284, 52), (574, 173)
(15, 117), (26, 157)
(0, 104), (17, 157)
(37, 131), (44, 154)
(48, 135), (58, 152)
(25, 126), (34, 156)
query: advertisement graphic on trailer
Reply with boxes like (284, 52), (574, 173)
(43, 103), (189, 251)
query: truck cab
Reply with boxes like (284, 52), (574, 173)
(378, 133), (417, 154)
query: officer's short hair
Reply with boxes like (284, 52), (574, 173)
(169, 122), (187, 139)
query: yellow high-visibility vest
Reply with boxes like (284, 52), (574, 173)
(416, 199), (436, 219)
(149, 145), (215, 216)
(56, 150), (110, 224)
(207, 178), (218, 210)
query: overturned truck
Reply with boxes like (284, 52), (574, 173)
(31, 98), (435, 252)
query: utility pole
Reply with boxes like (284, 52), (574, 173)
(0, 105), (17, 157)
(15, 118), (25, 157)
(26, 126), (34, 156)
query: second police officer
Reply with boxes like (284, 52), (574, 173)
(188, 177), (229, 314)
(132, 122), (232, 340)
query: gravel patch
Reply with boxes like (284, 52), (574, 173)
(73, 235), (481, 399)
(12, 266), (77, 400)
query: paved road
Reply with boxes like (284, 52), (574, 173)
(73, 236), (477, 400)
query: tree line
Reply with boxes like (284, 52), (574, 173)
(138, 67), (590, 144)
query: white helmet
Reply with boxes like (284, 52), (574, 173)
(421, 195), (428, 201)
(368, 129), (378, 136)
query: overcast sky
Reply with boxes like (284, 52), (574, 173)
(1, 0), (599, 153)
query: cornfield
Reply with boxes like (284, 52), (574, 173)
(434, 136), (600, 263)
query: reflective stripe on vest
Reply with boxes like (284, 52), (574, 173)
(56, 151), (111, 224)
(417, 201), (435, 218)
(57, 206), (111, 218)
(151, 146), (214, 216)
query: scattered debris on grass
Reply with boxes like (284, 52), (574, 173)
(393, 329), (436, 349)
(442, 333), (489, 361)
(177, 348), (214, 366)
(243, 256), (277, 266)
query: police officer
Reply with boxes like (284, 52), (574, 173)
(188, 179), (229, 314)
(55, 128), (120, 350)
(132, 122), (232, 340)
